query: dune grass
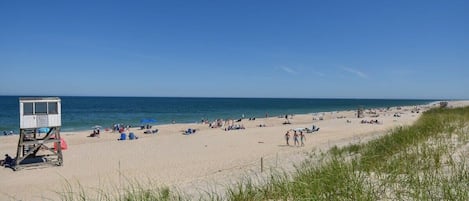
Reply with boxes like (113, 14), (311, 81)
(58, 106), (469, 201)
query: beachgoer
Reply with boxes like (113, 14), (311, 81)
(294, 131), (299, 146)
(3, 154), (13, 167)
(300, 131), (305, 146)
(285, 131), (290, 146)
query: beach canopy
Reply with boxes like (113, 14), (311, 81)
(140, 118), (157, 124)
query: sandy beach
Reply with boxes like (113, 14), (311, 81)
(1, 101), (467, 200)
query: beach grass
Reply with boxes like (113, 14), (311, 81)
(58, 106), (469, 201)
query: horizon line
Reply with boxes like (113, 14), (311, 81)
(0, 94), (445, 101)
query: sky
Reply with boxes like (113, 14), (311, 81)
(0, 0), (468, 99)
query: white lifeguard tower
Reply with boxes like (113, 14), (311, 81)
(14, 97), (63, 170)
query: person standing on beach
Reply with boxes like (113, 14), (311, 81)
(285, 131), (290, 146)
(293, 131), (299, 146)
(300, 131), (305, 146)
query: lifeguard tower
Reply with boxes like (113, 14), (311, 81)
(14, 97), (63, 170)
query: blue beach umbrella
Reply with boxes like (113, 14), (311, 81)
(140, 118), (157, 124)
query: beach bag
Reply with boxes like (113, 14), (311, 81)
(54, 138), (68, 151)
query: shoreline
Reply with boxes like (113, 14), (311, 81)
(0, 97), (438, 134)
(62, 99), (438, 134)
(3, 102), (438, 135)
(0, 100), (467, 200)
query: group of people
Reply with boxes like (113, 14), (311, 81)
(360, 119), (380, 124)
(284, 129), (306, 147)
(3, 131), (14, 136)
(89, 128), (101, 137)
(183, 128), (197, 135)
(224, 124), (245, 131)
(202, 118), (250, 131)
(208, 119), (225, 128)
(140, 124), (152, 130)
(144, 129), (159, 134)
(113, 124), (132, 133)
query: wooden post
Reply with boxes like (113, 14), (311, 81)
(261, 157), (264, 172)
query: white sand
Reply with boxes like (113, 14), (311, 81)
(0, 101), (467, 200)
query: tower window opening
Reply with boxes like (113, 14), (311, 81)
(35, 102), (48, 114)
(48, 102), (58, 114)
(24, 103), (33, 115)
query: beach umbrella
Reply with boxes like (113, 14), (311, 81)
(92, 125), (102, 129)
(140, 118), (157, 124)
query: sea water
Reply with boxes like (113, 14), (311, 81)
(0, 96), (435, 133)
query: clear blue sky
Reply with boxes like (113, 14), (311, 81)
(1, 1), (468, 99)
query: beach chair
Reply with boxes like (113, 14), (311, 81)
(129, 132), (137, 140)
(119, 133), (127, 140)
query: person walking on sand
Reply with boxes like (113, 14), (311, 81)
(293, 130), (299, 146)
(300, 131), (305, 146)
(285, 131), (290, 146)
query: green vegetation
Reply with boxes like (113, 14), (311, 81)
(58, 107), (469, 201)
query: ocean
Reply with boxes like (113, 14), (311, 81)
(0, 96), (436, 133)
